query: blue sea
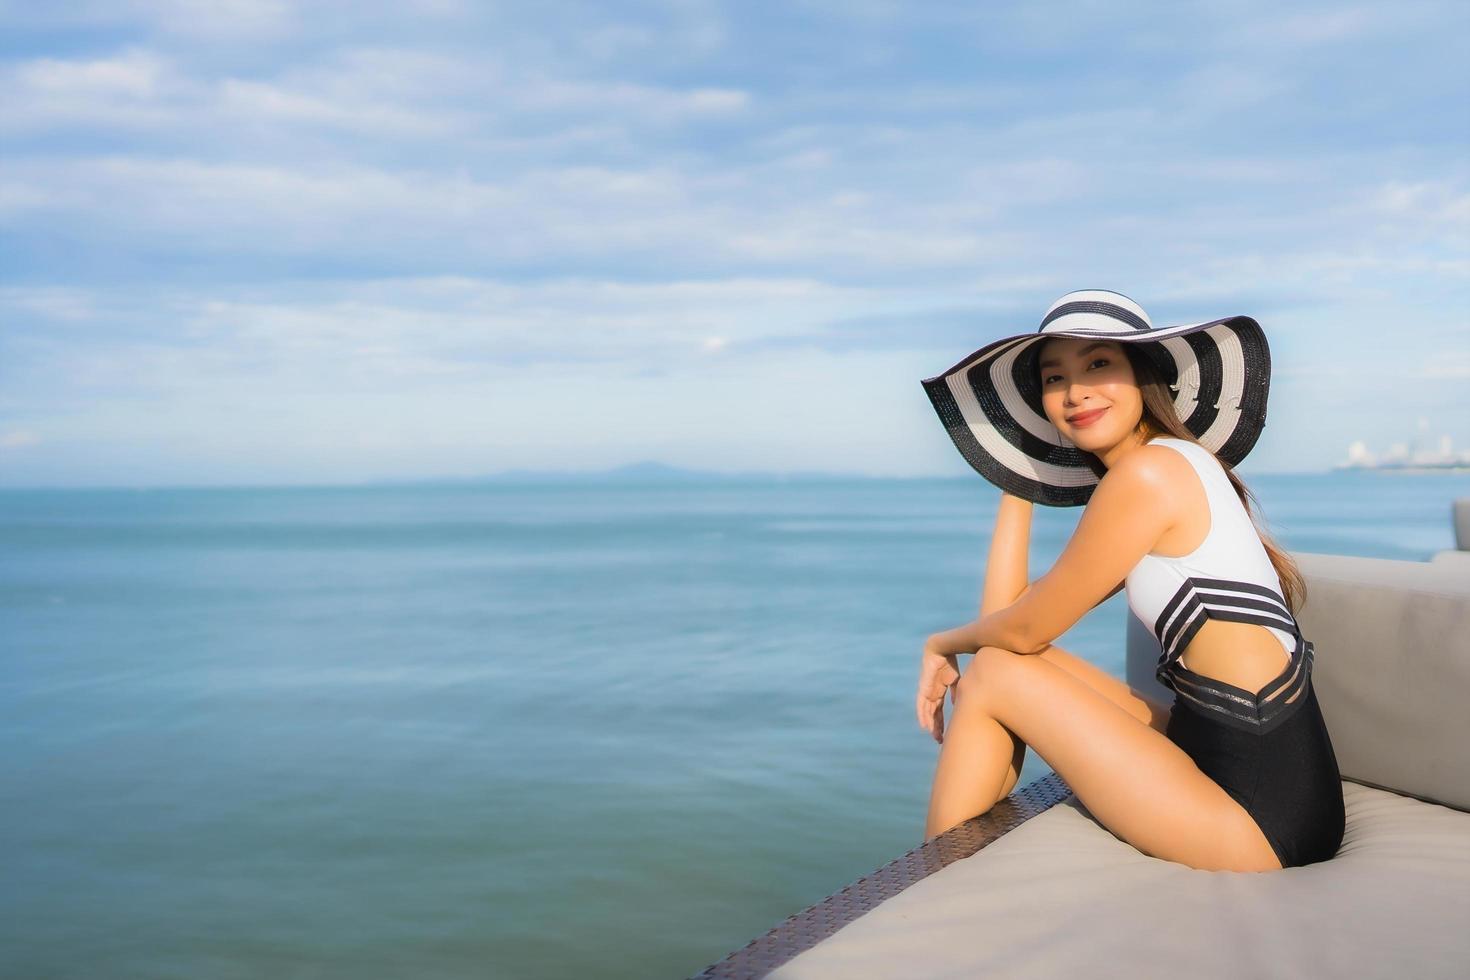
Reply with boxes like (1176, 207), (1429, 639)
(3, 470), (1467, 980)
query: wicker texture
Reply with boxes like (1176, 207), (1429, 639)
(691, 771), (1075, 980)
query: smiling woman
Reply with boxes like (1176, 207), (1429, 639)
(912, 288), (1345, 874)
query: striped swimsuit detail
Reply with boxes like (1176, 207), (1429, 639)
(1125, 437), (1315, 736)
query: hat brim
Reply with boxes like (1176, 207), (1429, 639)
(921, 316), (1270, 507)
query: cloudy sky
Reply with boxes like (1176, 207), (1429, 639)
(1, 0), (1466, 487)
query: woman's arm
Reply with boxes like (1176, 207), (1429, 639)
(924, 494), (1036, 664)
(980, 493), (1034, 616)
(931, 452), (1171, 658)
(917, 493), (1034, 733)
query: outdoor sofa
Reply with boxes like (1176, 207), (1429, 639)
(695, 498), (1470, 979)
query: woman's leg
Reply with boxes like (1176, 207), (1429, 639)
(973, 643), (1173, 801)
(925, 646), (1282, 872)
(1037, 644), (1173, 733)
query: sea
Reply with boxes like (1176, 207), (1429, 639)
(3, 469), (1467, 980)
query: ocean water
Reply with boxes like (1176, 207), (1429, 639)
(3, 470), (1467, 980)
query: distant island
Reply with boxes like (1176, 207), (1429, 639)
(368, 460), (883, 486)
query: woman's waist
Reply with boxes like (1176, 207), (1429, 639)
(1171, 619), (1300, 678)
(1159, 642), (1315, 736)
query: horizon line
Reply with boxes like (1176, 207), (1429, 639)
(0, 462), (1360, 492)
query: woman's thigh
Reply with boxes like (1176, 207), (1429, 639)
(1036, 643), (1172, 734)
(956, 646), (1281, 872)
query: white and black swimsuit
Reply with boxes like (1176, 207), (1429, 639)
(1127, 437), (1309, 733)
(1125, 437), (1345, 867)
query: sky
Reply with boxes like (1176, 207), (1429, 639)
(1, 0), (1467, 488)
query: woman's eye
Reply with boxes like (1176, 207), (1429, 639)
(1045, 359), (1108, 384)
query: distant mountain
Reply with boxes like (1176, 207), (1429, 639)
(591, 461), (713, 481)
(479, 460), (715, 483)
(366, 460), (872, 486)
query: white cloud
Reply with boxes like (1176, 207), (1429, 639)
(1366, 179), (1470, 226)
(0, 286), (96, 321)
(1225, 6), (1384, 48)
(215, 78), (462, 136)
(0, 180), (59, 213)
(2, 50), (178, 130)
(1170, 63), (1289, 112)
(0, 276), (893, 397)
(0, 429), (43, 449)
(0, 151), (1030, 270)
(1419, 352), (1470, 380)
(2, 43), (746, 141)
(18, 48), (163, 96)
(126, 0), (297, 38)
(518, 78), (749, 116)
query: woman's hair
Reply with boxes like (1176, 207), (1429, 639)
(1117, 344), (1307, 614)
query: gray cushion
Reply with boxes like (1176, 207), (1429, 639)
(1293, 552), (1470, 811)
(770, 780), (1470, 980)
(1127, 553), (1470, 811)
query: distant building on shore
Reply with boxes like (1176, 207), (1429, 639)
(1336, 434), (1470, 471)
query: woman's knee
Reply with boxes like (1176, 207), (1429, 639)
(958, 646), (1027, 707)
(974, 645), (1027, 673)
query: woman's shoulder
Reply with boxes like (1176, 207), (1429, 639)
(1091, 440), (1197, 509)
(1141, 435), (1196, 454)
(1083, 440), (1206, 530)
(1136, 436), (1217, 478)
(1116, 437), (1204, 480)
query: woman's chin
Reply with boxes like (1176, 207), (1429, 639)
(1066, 426), (1115, 450)
(1054, 419), (1118, 449)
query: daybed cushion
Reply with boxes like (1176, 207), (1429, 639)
(769, 780), (1470, 979)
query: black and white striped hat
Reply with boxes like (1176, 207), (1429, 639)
(920, 288), (1271, 507)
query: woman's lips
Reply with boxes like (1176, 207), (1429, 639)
(1069, 407), (1108, 428)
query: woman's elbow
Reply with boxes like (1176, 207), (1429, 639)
(1006, 624), (1051, 657)
(1018, 635), (1051, 657)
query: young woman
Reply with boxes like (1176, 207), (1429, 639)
(913, 289), (1345, 872)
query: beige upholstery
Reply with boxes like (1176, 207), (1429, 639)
(769, 780), (1470, 979)
(1293, 553), (1470, 810)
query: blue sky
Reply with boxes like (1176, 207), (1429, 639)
(1, 0), (1466, 487)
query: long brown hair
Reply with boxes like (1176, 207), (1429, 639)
(1117, 344), (1306, 613)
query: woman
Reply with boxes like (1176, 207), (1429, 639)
(913, 289), (1345, 872)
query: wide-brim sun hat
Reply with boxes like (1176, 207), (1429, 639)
(921, 288), (1271, 507)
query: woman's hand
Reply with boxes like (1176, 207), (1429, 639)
(916, 641), (963, 744)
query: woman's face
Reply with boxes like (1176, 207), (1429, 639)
(1037, 338), (1144, 453)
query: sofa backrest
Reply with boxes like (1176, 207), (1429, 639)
(1126, 552), (1470, 811)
